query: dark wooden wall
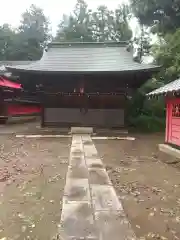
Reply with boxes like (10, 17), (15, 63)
(18, 71), (150, 128)
(43, 108), (125, 128)
(19, 71), (150, 94)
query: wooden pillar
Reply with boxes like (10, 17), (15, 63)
(41, 106), (45, 127)
(39, 91), (45, 128)
(165, 98), (170, 143)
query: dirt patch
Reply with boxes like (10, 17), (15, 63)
(0, 135), (70, 240)
(95, 134), (180, 240)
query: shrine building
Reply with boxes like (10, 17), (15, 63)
(148, 79), (180, 148)
(7, 42), (160, 128)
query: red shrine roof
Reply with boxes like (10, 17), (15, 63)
(0, 77), (21, 89)
(148, 78), (180, 96)
(6, 42), (160, 73)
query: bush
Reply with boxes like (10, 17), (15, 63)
(128, 114), (165, 132)
(126, 83), (166, 132)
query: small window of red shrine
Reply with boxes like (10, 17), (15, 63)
(172, 103), (180, 117)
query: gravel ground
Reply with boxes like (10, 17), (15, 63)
(95, 134), (180, 240)
(1, 122), (180, 240)
(0, 135), (70, 240)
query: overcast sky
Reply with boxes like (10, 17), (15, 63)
(0, 0), (138, 35)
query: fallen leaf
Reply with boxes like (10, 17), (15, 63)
(21, 225), (27, 232)
(149, 212), (155, 217)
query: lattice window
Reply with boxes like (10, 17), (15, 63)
(172, 103), (180, 117)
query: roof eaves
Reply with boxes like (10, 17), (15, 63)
(48, 41), (128, 48)
(147, 78), (180, 96)
(6, 65), (161, 74)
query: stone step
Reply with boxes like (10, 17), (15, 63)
(70, 127), (93, 134)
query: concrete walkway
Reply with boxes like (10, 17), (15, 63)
(58, 134), (136, 240)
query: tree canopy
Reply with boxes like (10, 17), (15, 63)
(0, 4), (50, 61)
(128, 0), (180, 131)
(152, 29), (180, 83)
(55, 0), (132, 42)
(130, 0), (180, 35)
(0, 0), (178, 131)
(18, 4), (50, 60)
(130, 0), (180, 82)
(0, 1), (132, 61)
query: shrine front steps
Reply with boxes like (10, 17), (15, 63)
(70, 127), (129, 136)
(70, 127), (94, 135)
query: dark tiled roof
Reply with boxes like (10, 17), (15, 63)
(0, 61), (35, 74)
(148, 78), (180, 96)
(0, 61), (35, 66)
(6, 42), (159, 73)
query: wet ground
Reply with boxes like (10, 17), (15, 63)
(95, 134), (180, 240)
(0, 133), (70, 240)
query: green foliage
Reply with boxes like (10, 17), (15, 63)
(0, 4), (50, 60)
(128, 0), (180, 131)
(127, 82), (166, 132)
(0, 24), (18, 60)
(130, 0), (180, 35)
(0, 0), (175, 132)
(0, 0), (131, 59)
(152, 29), (180, 83)
(128, 115), (165, 132)
(56, 0), (93, 42)
(17, 4), (50, 60)
(55, 0), (132, 42)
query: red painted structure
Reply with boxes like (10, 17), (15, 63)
(7, 105), (41, 116)
(0, 77), (21, 89)
(165, 98), (180, 146)
(0, 76), (41, 123)
(148, 78), (180, 148)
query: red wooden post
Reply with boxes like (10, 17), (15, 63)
(165, 98), (170, 143)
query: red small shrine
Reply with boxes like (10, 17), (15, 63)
(0, 76), (41, 124)
(148, 79), (180, 147)
(6, 42), (160, 128)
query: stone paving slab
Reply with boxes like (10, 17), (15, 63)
(69, 155), (86, 167)
(91, 185), (123, 211)
(60, 201), (98, 239)
(85, 157), (104, 169)
(95, 211), (136, 240)
(58, 134), (136, 240)
(82, 135), (92, 141)
(64, 178), (90, 202)
(70, 148), (84, 156)
(67, 165), (89, 179)
(84, 145), (98, 154)
(88, 168), (112, 185)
